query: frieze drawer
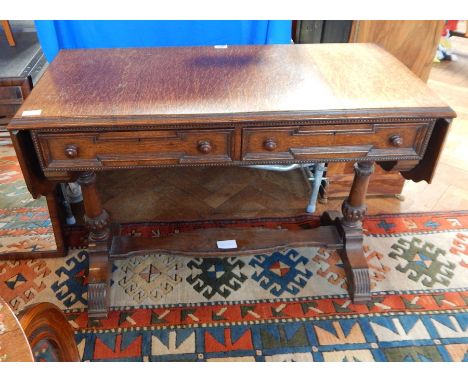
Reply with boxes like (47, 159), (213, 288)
(241, 122), (434, 162)
(34, 129), (235, 170)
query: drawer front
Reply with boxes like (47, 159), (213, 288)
(242, 122), (432, 162)
(35, 129), (235, 170)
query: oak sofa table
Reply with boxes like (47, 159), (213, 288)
(8, 44), (455, 319)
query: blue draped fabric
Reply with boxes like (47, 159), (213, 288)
(34, 20), (292, 62)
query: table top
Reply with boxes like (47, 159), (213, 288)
(0, 297), (34, 362)
(10, 43), (455, 130)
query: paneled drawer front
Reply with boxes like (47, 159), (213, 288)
(242, 122), (433, 161)
(35, 129), (235, 170)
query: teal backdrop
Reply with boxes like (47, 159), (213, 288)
(34, 20), (292, 62)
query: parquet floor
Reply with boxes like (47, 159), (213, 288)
(100, 37), (468, 222)
(98, 166), (312, 222)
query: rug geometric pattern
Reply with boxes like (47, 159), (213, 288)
(0, 140), (56, 254)
(1, 211), (467, 361)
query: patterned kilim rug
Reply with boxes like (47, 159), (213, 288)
(0, 138), (56, 254)
(0, 211), (467, 361)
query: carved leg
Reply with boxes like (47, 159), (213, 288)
(339, 161), (374, 303)
(77, 171), (111, 320)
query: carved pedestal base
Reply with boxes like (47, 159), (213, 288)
(77, 172), (111, 321)
(321, 211), (370, 303)
(87, 245), (110, 319)
(337, 223), (370, 303)
(79, 160), (374, 321)
(320, 161), (374, 303)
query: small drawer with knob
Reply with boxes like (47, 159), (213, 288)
(241, 122), (433, 162)
(33, 128), (235, 171)
(389, 135), (404, 147)
(64, 144), (79, 158)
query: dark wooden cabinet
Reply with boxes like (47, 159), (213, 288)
(292, 21), (353, 44)
(0, 76), (33, 136)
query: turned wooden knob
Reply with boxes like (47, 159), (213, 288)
(197, 140), (212, 154)
(390, 135), (403, 147)
(263, 138), (277, 151)
(64, 144), (78, 158)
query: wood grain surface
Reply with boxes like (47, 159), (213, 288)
(0, 296), (34, 362)
(5, 43), (459, 314)
(110, 225), (342, 258)
(18, 302), (80, 362)
(9, 43), (454, 129)
(349, 21), (444, 82)
(331, 20), (443, 196)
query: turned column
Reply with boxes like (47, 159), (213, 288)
(339, 161), (374, 303)
(342, 161), (374, 228)
(77, 171), (111, 320)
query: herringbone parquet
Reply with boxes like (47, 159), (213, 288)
(98, 167), (312, 222)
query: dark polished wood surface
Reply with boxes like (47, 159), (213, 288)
(18, 302), (80, 362)
(0, 298), (79, 362)
(9, 43), (453, 129)
(7, 44), (456, 320)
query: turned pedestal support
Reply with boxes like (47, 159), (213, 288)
(79, 162), (374, 320)
(325, 161), (375, 302)
(77, 171), (111, 319)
